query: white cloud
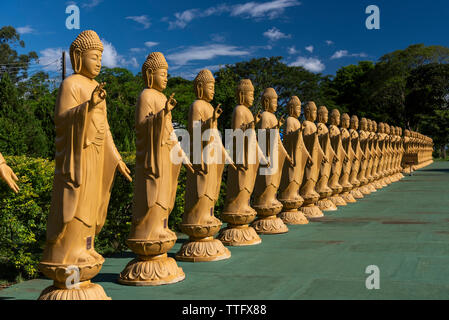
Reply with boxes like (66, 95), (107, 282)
(165, 1), (301, 29)
(130, 48), (145, 53)
(325, 40), (334, 46)
(82, 0), (102, 8)
(38, 48), (66, 72)
(17, 26), (35, 34)
(331, 50), (367, 60)
(289, 56), (325, 73)
(287, 46), (298, 55)
(102, 39), (137, 68)
(305, 45), (314, 53)
(126, 15), (151, 29)
(211, 33), (226, 42)
(263, 27), (291, 41)
(144, 41), (159, 48)
(166, 44), (250, 66)
(231, 0), (301, 19)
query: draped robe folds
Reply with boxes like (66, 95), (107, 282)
(279, 117), (309, 201)
(349, 129), (363, 187)
(0, 152), (5, 164)
(316, 123), (334, 195)
(133, 88), (181, 225)
(225, 105), (259, 206)
(253, 112), (287, 206)
(184, 100), (225, 218)
(299, 121), (324, 198)
(377, 133), (387, 177)
(366, 132), (376, 181)
(339, 128), (354, 189)
(328, 125), (346, 191)
(357, 130), (369, 185)
(46, 74), (121, 242)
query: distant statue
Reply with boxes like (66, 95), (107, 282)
(348, 115), (365, 199)
(278, 96), (312, 224)
(175, 69), (232, 262)
(328, 109), (348, 206)
(376, 122), (388, 187)
(315, 106), (337, 212)
(218, 79), (263, 246)
(356, 118), (370, 195)
(119, 52), (189, 286)
(0, 153), (19, 193)
(363, 119), (378, 192)
(39, 30), (132, 300)
(299, 101), (328, 218)
(252, 87), (291, 234)
(338, 113), (357, 203)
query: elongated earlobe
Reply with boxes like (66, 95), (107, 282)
(146, 69), (153, 88)
(74, 48), (82, 74)
(239, 92), (244, 105)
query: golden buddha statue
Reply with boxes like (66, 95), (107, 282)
(315, 106), (338, 211)
(363, 119), (377, 192)
(0, 153), (19, 193)
(299, 101), (328, 218)
(251, 87), (290, 234)
(348, 115), (365, 199)
(175, 69), (232, 262)
(119, 52), (188, 286)
(39, 31), (133, 300)
(278, 96), (312, 224)
(355, 118), (370, 195)
(218, 79), (263, 246)
(370, 120), (384, 189)
(328, 109), (347, 206)
(338, 113), (357, 203)
(376, 122), (388, 187)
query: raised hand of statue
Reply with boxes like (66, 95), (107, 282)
(89, 82), (107, 110)
(332, 156), (339, 164)
(213, 104), (223, 122)
(0, 163), (19, 193)
(306, 155), (314, 168)
(165, 93), (177, 113)
(254, 111), (261, 124)
(286, 154), (294, 166)
(117, 160), (132, 182)
(278, 116), (285, 128)
(321, 156), (329, 164)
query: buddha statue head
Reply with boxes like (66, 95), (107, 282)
(236, 79), (255, 107)
(287, 96), (301, 118)
(360, 118), (368, 131)
(70, 30), (104, 79)
(194, 69), (215, 102)
(350, 115), (359, 130)
(317, 106), (328, 124)
(142, 52), (169, 91)
(384, 123), (390, 135)
(340, 113), (350, 129)
(330, 109), (341, 126)
(304, 101), (317, 122)
(378, 122), (385, 133)
(372, 120), (378, 133)
(262, 88), (278, 112)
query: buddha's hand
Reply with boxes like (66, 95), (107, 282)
(278, 116), (285, 128)
(213, 104), (223, 121)
(254, 111), (261, 124)
(0, 163), (19, 193)
(117, 160), (132, 182)
(165, 93), (177, 112)
(306, 156), (314, 167)
(89, 82), (107, 110)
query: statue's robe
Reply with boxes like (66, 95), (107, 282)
(46, 74), (121, 242)
(133, 88), (181, 226)
(339, 127), (354, 190)
(184, 100), (225, 220)
(328, 125), (345, 192)
(357, 130), (369, 186)
(279, 117), (309, 201)
(316, 122), (334, 195)
(349, 128), (363, 187)
(224, 105), (259, 210)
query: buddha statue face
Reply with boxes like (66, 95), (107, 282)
(340, 114), (350, 129)
(330, 109), (340, 125)
(194, 69), (215, 102)
(287, 96), (301, 118)
(262, 88), (278, 113)
(142, 52), (169, 91)
(350, 115), (358, 130)
(151, 68), (168, 91)
(70, 30), (104, 79)
(304, 102), (317, 121)
(385, 124), (390, 134)
(378, 123), (384, 133)
(372, 121), (377, 133)
(317, 106), (328, 124)
(236, 79), (255, 108)
(360, 118), (368, 131)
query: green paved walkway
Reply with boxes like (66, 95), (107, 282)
(2, 161), (449, 300)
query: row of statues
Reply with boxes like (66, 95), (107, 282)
(0, 30), (434, 300)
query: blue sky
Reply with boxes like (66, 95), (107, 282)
(2, 0), (449, 80)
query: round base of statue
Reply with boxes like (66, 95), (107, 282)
(251, 202), (288, 234)
(341, 191), (356, 203)
(218, 208), (262, 246)
(317, 198), (338, 211)
(278, 198), (309, 225)
(350, 188), (364, 199)
(38, 258), (109, 300)
(330, 195), (347, 206)
(176, 221), (231, 262)
(359, 185), (371, 195)
(118, 238), (185, 286)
